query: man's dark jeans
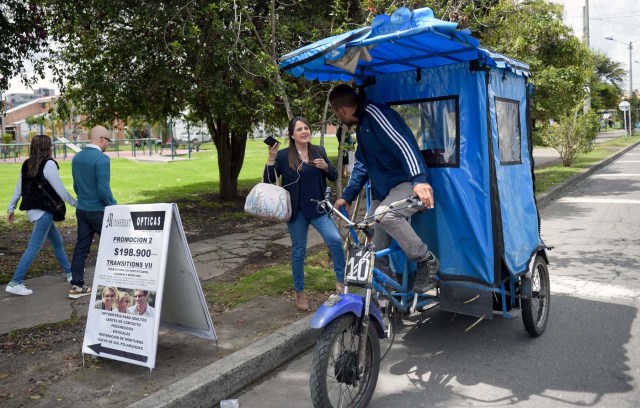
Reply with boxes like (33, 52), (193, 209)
(70, 209), (105, 286)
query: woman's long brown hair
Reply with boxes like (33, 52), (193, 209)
(26, 135), (53, 178)
(286, 116), (319, 170)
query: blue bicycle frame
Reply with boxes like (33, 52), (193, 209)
(310, 186), (439, 337)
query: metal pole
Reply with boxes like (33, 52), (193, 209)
(583, 1), (590, 47)
(62, 120), (67, 160)
(132, 127), (136, 158)
(187, 122), (191, 159)
(631, 45), (636, 97)
(170, 118), (174, 161)
(51, 117), (56, 158)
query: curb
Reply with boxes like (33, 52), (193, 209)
(128, 141), (640, 408)
(129, 316), (316, 408)
(536, 141), (640, 209)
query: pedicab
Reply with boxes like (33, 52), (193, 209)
(279, 7), (550, 407)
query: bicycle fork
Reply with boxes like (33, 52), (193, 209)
(356, 249), (377, 380)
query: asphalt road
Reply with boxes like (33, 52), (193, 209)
(235, 146), (640, 407)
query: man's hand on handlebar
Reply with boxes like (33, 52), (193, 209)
(413, 183), (435, 209)
(334, 198), (350, 211)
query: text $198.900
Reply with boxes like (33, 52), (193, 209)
(114, 248), (152, 257)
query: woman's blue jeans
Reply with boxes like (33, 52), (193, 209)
(10, 211), (71, 285)
(287, 212), (345, 293)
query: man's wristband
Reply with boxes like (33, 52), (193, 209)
(267, 160), (275, 166)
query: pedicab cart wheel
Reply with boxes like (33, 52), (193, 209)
(521, 255), (550, 336)
(310, 314), (380, 408)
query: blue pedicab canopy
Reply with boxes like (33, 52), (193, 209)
(279, 7), (530, 83)
(280, 7), (542, 287)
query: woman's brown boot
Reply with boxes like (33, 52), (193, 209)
(336, 282), (345, 294)
(295, 292), (310, 311)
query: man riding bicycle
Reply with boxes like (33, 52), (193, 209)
(330, 84), (438, 293)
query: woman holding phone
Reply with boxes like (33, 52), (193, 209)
(264, 116), (345, 311)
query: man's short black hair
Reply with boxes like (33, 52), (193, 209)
(329, 84), (360, 109)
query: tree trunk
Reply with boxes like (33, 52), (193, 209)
(209, 118), (247, 200)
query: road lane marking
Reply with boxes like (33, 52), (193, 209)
(591, 173), (640, 178)
(557, 197), (640, 204)
(552, 276), (640, 301)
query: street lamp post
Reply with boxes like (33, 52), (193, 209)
(605, 37), (640, 97)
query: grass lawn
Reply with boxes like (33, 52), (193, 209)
(0, 135), (341, 223)
(534, 135), (640, 193)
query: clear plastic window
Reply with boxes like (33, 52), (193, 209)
(392, 96), (459, 168)
(495, 97), (522, 165)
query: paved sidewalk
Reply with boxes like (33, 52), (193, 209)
(1, 136), (634, 407)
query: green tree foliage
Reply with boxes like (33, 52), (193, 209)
(44, 0), (341, 199)
(25, 115), (46, 130)
(0, 1), (49, 100)
(541, 108), (599, 166)
(590, 52), (624, 111)
(46, 0), (366, 198)
(474, 0), (593, 121)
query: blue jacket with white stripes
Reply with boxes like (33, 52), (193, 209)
(342, 101), (429, 204)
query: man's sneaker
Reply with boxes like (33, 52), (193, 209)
(69, 285), (92, 299)
(414, 252), (439, 293)
(6, 283), (33, 296)
(65, 273), (72, 282)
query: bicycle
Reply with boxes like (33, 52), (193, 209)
(309, 191), (438, 408)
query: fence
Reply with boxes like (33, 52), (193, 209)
(1, 137), (201, 163)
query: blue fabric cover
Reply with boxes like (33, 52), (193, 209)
(488, 70), (541, 275)
(367, 63), (494, 284)
(279, 7), (530, 83)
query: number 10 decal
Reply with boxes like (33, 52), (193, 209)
(346, 248), (371, 283)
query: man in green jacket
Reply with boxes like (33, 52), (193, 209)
(69, 125), (117, 299)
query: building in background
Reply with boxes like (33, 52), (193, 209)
(2, 88), (56, 110)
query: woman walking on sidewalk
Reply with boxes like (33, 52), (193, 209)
(264, 116), (346, 312)
(5, 135), (77, 296)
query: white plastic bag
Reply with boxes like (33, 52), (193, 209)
(244, 182), (292, 222)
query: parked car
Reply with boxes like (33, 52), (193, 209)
(176, 130), (211, 144)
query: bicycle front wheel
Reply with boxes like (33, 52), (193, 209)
(310, 314), (380, 408)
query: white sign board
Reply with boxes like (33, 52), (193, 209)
(82, 203), (215, 369)
(619, 101), (630, 112)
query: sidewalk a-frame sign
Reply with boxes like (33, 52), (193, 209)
(81, 203), (216, 369)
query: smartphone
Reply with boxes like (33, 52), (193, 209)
(263, 136), (279, 147)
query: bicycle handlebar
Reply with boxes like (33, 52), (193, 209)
(314, 192), (425, 231)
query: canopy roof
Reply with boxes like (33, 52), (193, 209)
(279, 7), (530, 83)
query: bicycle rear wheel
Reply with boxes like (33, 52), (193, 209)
(310, 314), (380, 408)
(521, 255), (550, 336)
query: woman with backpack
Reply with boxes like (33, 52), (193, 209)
(5, 134), (77, 296)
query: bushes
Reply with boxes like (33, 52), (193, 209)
(1, 133), (13, 144)
(541, 109), (599, 166)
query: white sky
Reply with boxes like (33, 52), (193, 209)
(553, 0), (640, 92)
(5, 1), (640, 95)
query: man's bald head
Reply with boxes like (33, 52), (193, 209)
(89, 125), (111, 152)
(89, 125), (109, 142)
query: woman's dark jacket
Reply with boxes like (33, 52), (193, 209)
(19, 158), (61, 212)
(263, 145), (338, 221)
